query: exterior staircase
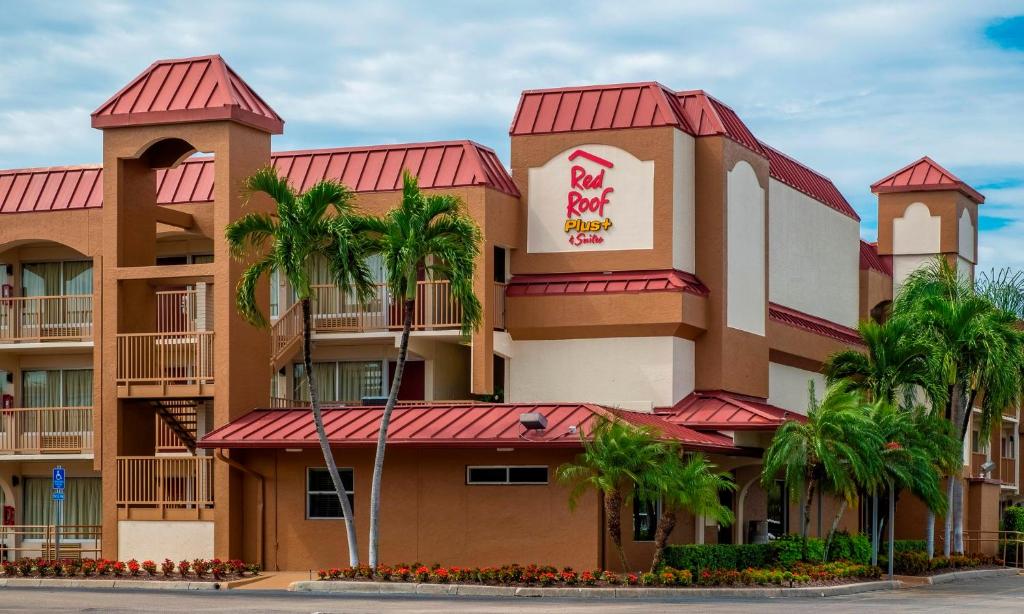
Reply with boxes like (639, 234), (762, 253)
(150, 400), (198, 454)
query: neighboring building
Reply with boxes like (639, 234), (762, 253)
(0, 56), (1016, 569)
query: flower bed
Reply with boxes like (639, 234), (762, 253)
(0, 558), (260, 581)
(878, 552), (1004, 576)
(314, 562), (882, 588)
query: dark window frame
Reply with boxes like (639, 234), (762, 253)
(306, 467), (355, 520)
(465, 465), (549, 485)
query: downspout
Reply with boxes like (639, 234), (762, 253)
(215, 449), (265, 570)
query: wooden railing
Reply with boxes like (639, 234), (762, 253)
(268, 397), (478, 408)
(493, 282), (506, 330)
(0, 407), (93, 455)
(155, 404), (197, 453)
(116, 456), (214, 513)
(0, 295), (93, 343)
(270, 300), (303, 365)
(116, 331), (214, 387)
(0, 525), (101, 561)
(311, 281), (462, 333)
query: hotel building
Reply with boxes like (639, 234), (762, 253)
(0, 55), (1018, 570)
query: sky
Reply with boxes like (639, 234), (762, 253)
(1, 1), (1021, 271)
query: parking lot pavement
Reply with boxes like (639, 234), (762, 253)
(0, 572), (1020, 613)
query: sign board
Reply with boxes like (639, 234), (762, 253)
(527, 144), (654, 253)
(52, 490), (64, 501)
(52, 467), (65, 490)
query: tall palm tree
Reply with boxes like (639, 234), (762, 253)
(557, 416), (667, 571)
(645, 450), (735, 572)
(761, 382), (881, 558)
(226, 167), (374, 567)
(895, 257), (1024, 553)
(824, 315), (947, 557)
(357, 171), (482, 567)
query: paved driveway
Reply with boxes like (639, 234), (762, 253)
(0, 573), (1021, 613)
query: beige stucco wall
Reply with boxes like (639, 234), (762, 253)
(672, 129), (696, 273)
(117, 520), (214, 562)
(767, 361), (826, 415)
(726, 160), (766, 336)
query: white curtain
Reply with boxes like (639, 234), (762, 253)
(295, 362), (382, 403)
(22, 477), (101, 536)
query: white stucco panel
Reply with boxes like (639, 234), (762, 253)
(527, 144), (654, 253)
(118, 520), (214, 562)
(768, 180), (860, 327)
(672, 129), (696, 272)
(958, 208), (975, 264)
(726, 160), (766, 335)
(892, 254), (935, 293)
(508, 337), (695, 410)
(893, 202), (941, 255)
(768, 362), (826, 416)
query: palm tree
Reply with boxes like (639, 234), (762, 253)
(824, 315), (948, 557)
(761, 382), (881, 559)
(357, 172), (482, 567)
(895, 257), (1024, 553)
(645, 450), (735, 571)
(557, 416), (667, 571)
(226, 167), (374, 567)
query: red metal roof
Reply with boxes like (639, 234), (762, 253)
(0, 165), (103, 213)
(769, 302), (863, 345)
(859, 241), (892, 276)
(197, 403), (740, 453)
(0, 141), (518, 214)
(870, 156), (984, 204)
(506, 269), (709, 297)
(92, 54), (284, 134)
(675, 91), (765, 154)
(760, 142), (859, 221)
(510, 82), (693, 136)
(660, 390), (805, 431)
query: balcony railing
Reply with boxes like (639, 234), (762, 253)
(0, 295), (93, 343)
(0, 407), (93, 455)
(116, 331), (214, 394)
(0, 525), (101, 561)
(116, 456), (213, 519)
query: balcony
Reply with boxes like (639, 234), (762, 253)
(270, 280), (465, 366)
(1001, 457), (1018, 488)
(116, 456), (214, 520)
(116, 331), (214, 397)
(493, 282), (506, 330)
(0, 295), (93, 346)
(0, 407), (93, 456)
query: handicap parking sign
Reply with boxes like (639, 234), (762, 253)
(52, 490), (64, 501)
(52, 467), (65, 490)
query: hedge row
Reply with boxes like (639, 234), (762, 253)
(663, 533), (874, 573)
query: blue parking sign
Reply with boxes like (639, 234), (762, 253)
(52, 490), (64, 501)
(52, 467), (65, 490)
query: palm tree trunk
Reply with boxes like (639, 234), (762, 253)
(926, 510), (935, 559)
(871, 493), (879, 566)
(943, 476), (954, 557)
(650, 506), (677, 572)
(887, 483), (895, 579)
(953, 477), (964, 554)
(605, 488), (630, 571)
(823, 500), (847, 562)
(802, 480), (816, 561)
(367, 298), (415, 568)
(302, 298), (359, 566)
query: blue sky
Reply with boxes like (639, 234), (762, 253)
(1, 1), (1021, 270)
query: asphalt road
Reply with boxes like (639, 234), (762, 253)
(0, 573), (1021, 613)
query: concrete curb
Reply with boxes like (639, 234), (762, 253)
(289, 579), (902, 599)
(912, 567), (1020, 585)
(0, 578), (227, 591)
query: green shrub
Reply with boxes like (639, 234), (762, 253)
(827, 532), (871, 564)
(770, 535), (825, 567)
(661, 543), (773, 573)
(891, 540), (927, 553)
(1003, 506), (1024, 533)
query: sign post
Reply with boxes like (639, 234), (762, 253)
(52, 466), (64, 560)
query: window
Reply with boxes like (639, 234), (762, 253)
(293, 361), (385, 404)
(972, 429), (982, 454)
(766, 479), (788, 540)
(21, 369), (92, 407)
(21, 261), (92, 296)
(633, 498), (660, 542)
(466, 466), (548, 485)
(22, 477), (101, 536)
(306, 468), (354, 519)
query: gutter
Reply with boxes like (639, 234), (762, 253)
(214, 449), (265, 570)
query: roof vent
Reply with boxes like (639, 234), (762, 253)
(361, 396), (389, 406)
(519, 412), (548, 430)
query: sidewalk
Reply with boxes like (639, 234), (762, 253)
(234, 571), (315, 590)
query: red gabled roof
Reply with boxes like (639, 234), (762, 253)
(0, 165), (103, 213)
(769, 302), (863, 345)
(506, 269), (709, 297)
(675, 91), (765, 155)
(660, 390), (805, 431)
(760, 141), (859, 221)
(197, 403), (741, 453)
(870, 156), (984, 204)
(92, 54), (284, 134)
(510, 82), (693, 136)
(859, 241), (892, 276)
